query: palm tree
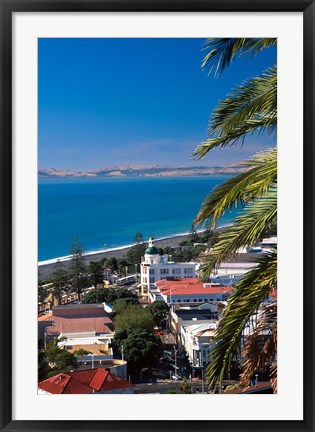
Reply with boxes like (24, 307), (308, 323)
(193, 38), (277, 390)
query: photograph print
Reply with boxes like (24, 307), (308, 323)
(37, 37), (277, 396)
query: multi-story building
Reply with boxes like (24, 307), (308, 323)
(147, 277), (233, 305)
(170, 303), (219, 342)
(140, 237), (196, 295)
(181, 322), (218, 368)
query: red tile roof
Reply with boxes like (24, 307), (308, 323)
(39, 304), (114, 336)
(38, 368), (133, 394)
(155, 278), (233, 296)
(44, 316), (114, 336)
(40, 310), (114, 336)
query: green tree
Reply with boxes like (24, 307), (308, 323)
(113, 328), (162, 374)
(164, 246), (174, 255)
(88, 260), (104, 288)
(193, 38), (277, 390)
(38, 350), (50, 381)
(125, 232), (147, 265)
(146, 301), (170, 327)
(38, 272), (48, 304)
(126, 244), (146, 265)
(107, 288), (137, 303)
(188, 227), (199, 244)
(105, 257), (119, 272)
(112, 297), (138, 315)
(82, 287), (137, 305)
(73, 348), (92, 356)
(178, 379), (192, 394)
(50, 259), (70, 305)
(68, 238), (88, 301)
(118, 257), (130, 275)
(133, 231), (144, 244)
(82, 287), (109, 304)
(38, 341), (78, 380)
(114, 304), (155, 332)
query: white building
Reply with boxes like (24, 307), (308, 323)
(148, 278), (233, 305)
(140, 237), (196, 295)
(181, 322), (218, 368)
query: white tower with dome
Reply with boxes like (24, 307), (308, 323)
(140, 236), (197, 296)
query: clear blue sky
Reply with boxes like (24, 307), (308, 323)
(38, 38), (276, 170)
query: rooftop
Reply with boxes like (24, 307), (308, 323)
(38, 368), (134, 394)
(187, 322), (218, 336)
(155, 278), (233, 296)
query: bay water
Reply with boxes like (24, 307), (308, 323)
(38, 176), (235, 262)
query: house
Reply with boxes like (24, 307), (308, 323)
(38, 304), (115, 355)
(181, 322), (218, 369)
(148, 278), (233, 305)
(38, 368), (134, 394)
(140, 237), (197, 295)
(170, 304), (219, 341)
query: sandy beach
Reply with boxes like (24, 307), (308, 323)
(38, 232), (194, 280)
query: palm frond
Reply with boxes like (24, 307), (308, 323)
(202, 38), (277, 77)
(240, 301), (277, 388)
(209, 66), (277, 134)
(206, 252), (277, 387)
(194, 148), (277, 226)
(193, 67), (277, 159)
(198, 187), (277, 278)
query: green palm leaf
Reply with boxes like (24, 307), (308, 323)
(209, 66), (277, 134)
(194, 148), (277, 226)
(199, 187), (277, 278)
(206, 252), (277, 388)
(193, 67), (277, 159)
(202, 38), (277, 77)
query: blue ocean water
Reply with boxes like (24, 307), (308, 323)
(38, 176), (235, 262)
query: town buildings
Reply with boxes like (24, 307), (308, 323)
(169, 303), (219, 340)
(38, 368), (134, 394)
(181, 322), (218, 369)
(140, 237), (196, 295)
(38, 303), (115, 356)
(148, 277), (233, 305)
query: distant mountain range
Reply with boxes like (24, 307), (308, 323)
(38, 164), (247, 179)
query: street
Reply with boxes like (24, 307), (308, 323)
(134, 380), (209, 394)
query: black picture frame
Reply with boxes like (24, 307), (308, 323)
(1, 1), (314, 431)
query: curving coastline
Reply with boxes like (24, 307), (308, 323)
(38, 225), (232, 281)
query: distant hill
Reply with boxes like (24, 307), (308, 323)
(38, 165), (247, 179)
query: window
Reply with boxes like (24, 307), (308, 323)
(143, 277), (147, 283)
(184, 268), (193, 274)
(150, 277), (155, 283)
(193, 299), (197, 302)
(204, 299), (208, 302)
(149, 269), (155, 275)
(198, 299), (202, 302)
(172, 268), (181, 275)
(161, 268), (169, 275)
(209, 298), (213, 301)
(143, 267), (147, 274)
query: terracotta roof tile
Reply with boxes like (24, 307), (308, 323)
(41, 316), (114, 336)
(155, 278), (233, 296)
(38, 368), (133, 394)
